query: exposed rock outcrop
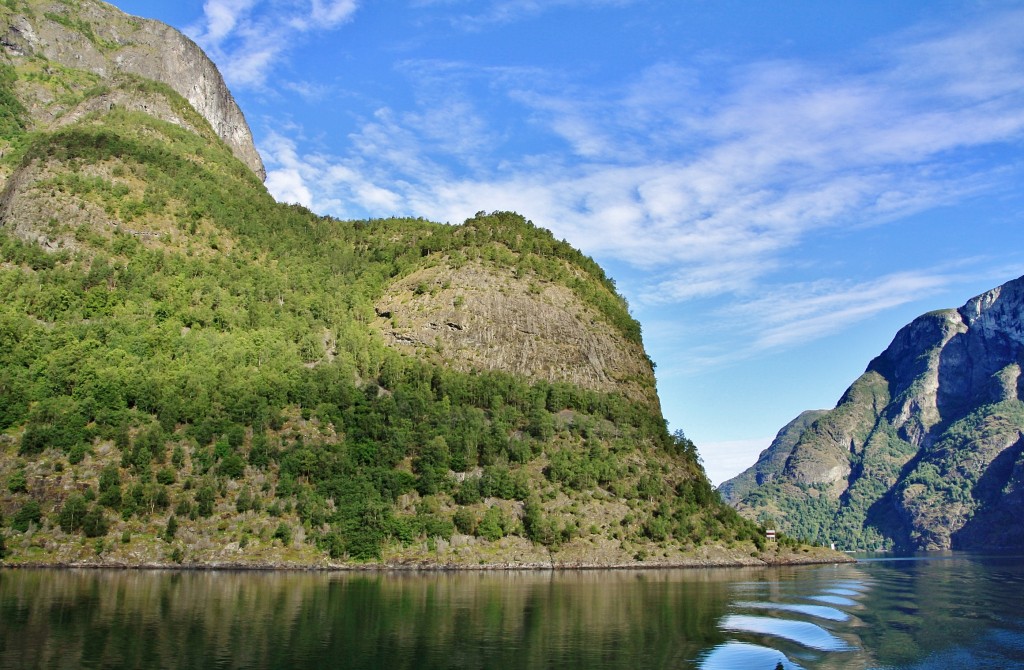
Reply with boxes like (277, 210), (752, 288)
(723, 275), (1024, 551)
(372, 261), (659, 407)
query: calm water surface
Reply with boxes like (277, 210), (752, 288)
(1, 554), (1023, 669)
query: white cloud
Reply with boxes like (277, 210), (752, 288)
(200, 0), (259, 42)
(282, 80), (333, 103)
(318, 9), (1019, 267)
(439, 0), (638, 30)
(736, 272), (954, 352)
(312, 0), (359, 26)
(261, 132), (403, 217)
(189, 0), (359, 88)
(261, 133), (313, 206)
(265, 168), (313, 208)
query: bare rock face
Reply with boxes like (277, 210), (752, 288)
(372, 261), (660, 408)
(1, 0), (265, 180)
(722, 275), (1024, 551)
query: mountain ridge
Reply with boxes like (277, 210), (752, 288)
(723, 275), (1024, 551)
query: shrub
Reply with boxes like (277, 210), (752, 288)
(82, 506), (109, 537)
(58, 494), (88, 533)
(453, 508), (477, 535)
(219, 453), (246, 479)
(273, 522), (292, 546)
(7, 469), (27, 493)
(164, 514), (178, 541)
(11, 501), (41, 532)
(476, 505), (506, 542)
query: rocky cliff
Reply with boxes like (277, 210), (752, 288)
(716, 410), (826, 503)
(372, 257), (659, 408)
(722, 275), (1024, 551)
(1, 0), (264, 180)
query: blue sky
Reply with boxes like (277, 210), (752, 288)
(110, 0), (1024, 485)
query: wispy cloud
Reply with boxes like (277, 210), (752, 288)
(188, 0), (359, 88)
(649, 257), (1024, 378)
(421, 0), (638, 30)
(282, 80), (333, 103)
(734, 272), (955, 352)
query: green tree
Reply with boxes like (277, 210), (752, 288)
(414, 435), (451, 496)
(98, 464), (122, 509)
(164, 514), (178, 541)
(195, 483), (216, 517)
(219, 453), (246, 479)
(83, 506), (109, 538)
(7, 469), (27, 493)
(476, 505), (506, 542)
(273, 522), (292, 546)
(522, 497), (557, 546)
(11, 501), (41, 532)
(58, 494), (88, 533)
(453, 508), (477, 535)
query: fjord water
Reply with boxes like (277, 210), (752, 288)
(1, 555), (1023, 669)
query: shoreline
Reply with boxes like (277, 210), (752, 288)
(1, 553), (855, 572)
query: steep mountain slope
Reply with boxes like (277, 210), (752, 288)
(0, 1), (832, 567)
(724, 276), (1024, 551)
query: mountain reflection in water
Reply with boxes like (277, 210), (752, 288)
(1, 554), (1022, 669)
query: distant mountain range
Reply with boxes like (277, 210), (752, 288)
(721, 275), (1024, 551)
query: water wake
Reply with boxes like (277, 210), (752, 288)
(700, 570), (868, 669)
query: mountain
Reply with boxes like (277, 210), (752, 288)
(716, 410), (827, 504)
(0, 1), (840, 567)
(0, 0), (264, 179)
(722, 275), (1024, 551)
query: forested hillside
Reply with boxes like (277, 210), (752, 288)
(0, 0), (834, 567)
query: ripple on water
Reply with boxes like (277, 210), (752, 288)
(720, 614), (854, 652)
(698, 641), (801, 670)
(806, 594), (857, 607)
(734, 601), (850, 622)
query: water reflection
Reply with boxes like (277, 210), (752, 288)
(806, 594), (858, 607)
(2, 556), (1023, 669)
(704, 554), (1024, 669)
(698, 641), (800, 669)
(0, 568), (738, 669)
(700, 565), (869, 669)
